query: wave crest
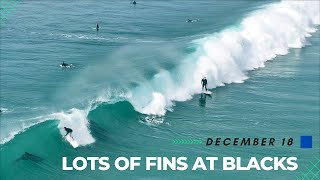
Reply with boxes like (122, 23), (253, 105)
(126, 0), (319, 115)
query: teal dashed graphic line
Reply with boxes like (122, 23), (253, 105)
(297, 157), (320, 180)
(302, 160), (319, 180)
(172, 139), (203, 145)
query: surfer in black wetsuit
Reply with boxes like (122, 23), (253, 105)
(61, 61), (68, 67)
(132, 0), (137, 5)
(64, 127), (73, 137)
(96, 23), (99, 31)
(201, 77), (208, 91)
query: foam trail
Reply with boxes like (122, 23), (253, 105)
(128, 0), (320, 115)
(51, 108), (95, 146)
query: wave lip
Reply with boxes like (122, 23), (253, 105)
(0, 115), (48, 145)
(126, 0), (320, 116)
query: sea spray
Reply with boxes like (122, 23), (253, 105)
(127, 0), (320, 115)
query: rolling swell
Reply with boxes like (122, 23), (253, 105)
(0, 102), (143, 179)
(1, 1), (319, 148)
(0, 102), (137, 150)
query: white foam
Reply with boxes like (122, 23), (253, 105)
(140, 92), (167, 115)
(0, 115), (48, 144)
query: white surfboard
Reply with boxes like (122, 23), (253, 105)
(65, 134), (79, 148)
(203, 90), (212, 95)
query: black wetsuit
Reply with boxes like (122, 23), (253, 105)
(201, 78), (208, 91)
(62, 62), (68, 67)
(96, 24), (99, 31)
(64, 127), (73, 136)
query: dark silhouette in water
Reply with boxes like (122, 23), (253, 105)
(186, 19), (199, 23)
(199, 93), (211, 107)
(61, 61), (68, 67)
(61, 61), (71, 68)
(132, 0), (137, 5)
(61, 61), (73, 68)
(96, 23), (99, 31)
(16, 152), (43, 162)
(199, 93), (207, 107)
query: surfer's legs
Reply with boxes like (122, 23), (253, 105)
(64, 132), (74, 139)
(202, 84), (207, 91)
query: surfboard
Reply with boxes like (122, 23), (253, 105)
(203, 90), (212, 95)
(65, 134), (79, 148)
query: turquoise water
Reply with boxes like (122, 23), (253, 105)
(1, 0), (319, 179)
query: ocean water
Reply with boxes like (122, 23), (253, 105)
(0, 0), (319, 179)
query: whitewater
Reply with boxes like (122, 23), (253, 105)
(1, 0), (319, 147)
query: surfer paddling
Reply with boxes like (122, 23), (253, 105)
(60, 61), (73, 68)
(186, 19), (199, 23)
(64, 127), (73, 138)
(201, 77), (208, 91)
(61, 61), (70, 68)
(61, 61), (68, 67)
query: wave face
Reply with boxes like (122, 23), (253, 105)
(127, 1), (320, 115)
(1, 1), (319, 147)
